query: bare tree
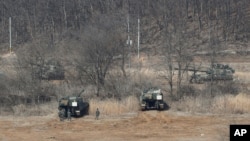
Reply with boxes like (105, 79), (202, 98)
(76, 20), (123, 96)
(161, 0), (194, 99)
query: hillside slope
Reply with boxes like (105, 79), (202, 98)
(0, 0), (250, 111)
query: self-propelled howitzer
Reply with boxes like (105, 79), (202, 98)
(140, 88), (165, 111)
(175, 63), (235, 84)
(58, 89), (89, 120)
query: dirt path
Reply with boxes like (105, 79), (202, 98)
(1, 111), (250, 141)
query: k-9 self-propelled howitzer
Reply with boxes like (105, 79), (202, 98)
(140, 88), (165, 111)
(58, 89), (89, 120)
(175, 63), (235, 84)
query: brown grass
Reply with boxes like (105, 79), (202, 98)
(235, 72), (250, 83)
(172, 93), (250, 114)
(8, 93), (250, 116)
(212, 93), (250, 114)
(8, 96), (139, 116)
(11, 102), (57, 116)
(88, 96), (139, 115)
(172, 96), (212, 113)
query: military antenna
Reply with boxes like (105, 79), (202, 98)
(137, 17), (140, 59)
(9, 17), (12, 53)
(127, 15), (132, 69)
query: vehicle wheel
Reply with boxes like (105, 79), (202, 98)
(85, 106), (89, 115)
(141, 106), (146, 111)
(146, 103), (149, 110)
(155, 101), (159, 110)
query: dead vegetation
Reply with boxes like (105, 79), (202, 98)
(0, 0), (250, 117)
(1, 1), (250, 141)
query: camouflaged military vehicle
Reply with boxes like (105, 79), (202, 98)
(58, 90), (89, 120)
(189, 63), (235, 83)
(175, 63), (235, 84)
(35, 59), (64, 80)
(140, 88), (164, 111)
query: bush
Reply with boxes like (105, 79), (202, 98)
(11, 102), (57, 116)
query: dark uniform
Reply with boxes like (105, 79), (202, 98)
(59, 109), (65, 121)
(67, 108), (71, 121)
(95, 108), (100, 120)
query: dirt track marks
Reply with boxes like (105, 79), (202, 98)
(1, 112), (250, 141)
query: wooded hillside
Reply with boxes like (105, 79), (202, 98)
(0, 0), (249, 113)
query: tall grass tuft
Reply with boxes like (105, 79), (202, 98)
(89, 96), (139, 115)
(11, 102), (57, 116)
(212, 93), (250, 114)
(172, 93), (250, 114)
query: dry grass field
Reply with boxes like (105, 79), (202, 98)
(1, 82), (250, 141)
(1, 1), (250, 140)
(1, 109), (250, 141)
(1, 53), (250, 141)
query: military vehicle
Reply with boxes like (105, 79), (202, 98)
(176, 63), (235, 84)
(35, 59), (65, 80)
(58, 90), (89, 120)
(140, 88), (165, 111)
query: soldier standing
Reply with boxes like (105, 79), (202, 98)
(67, 108), (71, 121)
(59, 109), (65, 121)
(95, 108), (100, 120)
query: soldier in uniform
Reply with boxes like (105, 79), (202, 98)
(59, 108), (65, 121)
(67, 108), (71, 121)
(95, 108), (100, 120)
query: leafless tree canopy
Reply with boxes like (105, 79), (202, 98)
(0, 0), (249, 108)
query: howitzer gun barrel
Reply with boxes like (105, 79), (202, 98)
(77, 89), (85, 97)
(174, 68), (207, 72)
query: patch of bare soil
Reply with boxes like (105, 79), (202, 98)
(1, 111), (250, 141)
